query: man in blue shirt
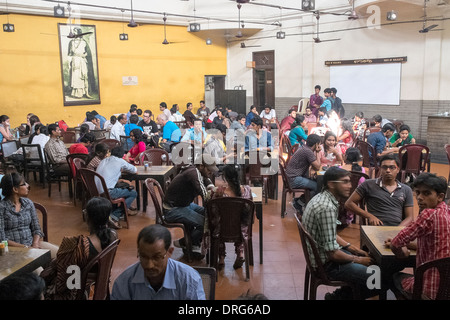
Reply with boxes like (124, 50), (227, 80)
(244, 115), (272, 152)
(366, 122), (396, 158)
(320, 88), (334, 112)
(111, 224), (205, 300)
(124, 114), (143, 147)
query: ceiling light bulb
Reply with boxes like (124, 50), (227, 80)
(206, 38), (212, 45)
(387, 10), (397, 21)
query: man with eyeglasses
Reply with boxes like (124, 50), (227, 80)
(302, 166), (378, 300)
(345, 153), (414, 226)
(111, 224), (205, 300)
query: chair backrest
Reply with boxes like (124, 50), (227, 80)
(79, 168), (110, 200)
(1, 140), (19, 158)
(193, 266), (216, 300)
(138, 148), (170, 166)
(398, 144), (430, 174)
(279, 155), (295, 193)
(61, 131), (76, 143)
(77, 239), (121, 300)
(244, 150), (273, 180)
(33, 202), (48, 242)
(307, 122), (318, 134)
(206, 197), (255, 243)
(119, 135), (132, 152)
(280, 134), (292, 156)
(363, 126), (381, 141)
(66, 153), (89, 179)
(21, 143), (45, 165)
(356, 140), (378, 170)
(96, 139), (121, 150)
(413, 256), (450, 300)
(144, 178), (166, 223)
(90, 129), (106, 140)
(294, 213), (331, 282)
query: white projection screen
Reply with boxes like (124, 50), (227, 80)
(329, 63), (402, 105)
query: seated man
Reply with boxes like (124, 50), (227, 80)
(388, 173), (450, 300)
(259, 105), (277, 122)
(68, 132), (96, 154)
(303, 106), (317, 124)
(181, 119), (207, 145)
(162, 154), (218, 260)
(286, 133), (322, 212)
(44, 123), (70, 176)
(138, 110), (159, 145)
(345, 154), (414, 226)
(183, 102), (197, 126)
(110, 113), (127, 141)
(280, 108), (297, 134)
(302, 167), (378, 300)
(111, 224), (205, 300)
(244, 115), (272, 153)
(96, 146), (138, 229)
(373, 114), (392, 128)
(155, 113), (181, 152)
(83, 112), (101, 131)
(366, 123), (397, 158)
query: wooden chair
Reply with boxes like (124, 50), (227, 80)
(138, 148), (170, 166)
(21, 143), (46, 188)
(33, 202), (48, 242)
(193, 266), (216, 300)
(79, 168), (130, 229)
(294, 213), (360, 300)
(61, 131), (76, 143)
(66, 153), (89, 206)
(307, 122), (318, 135)
(398, 144), (430, 183)
(119, 135), (132, 152)
(90, 129), (107, 140)
(242, 151), (271, 204)
(445, 144), (450, 184)
(76, 239), (121, 300)
(94, 139), (120, 150)
(144, 178), (192, 262)
(348, 171), (370, 225)
(206, 197), (255, 282)
(355, 140), (379, 179)
(279, 156), (310, 218)
(43, 149), (73, 198)
(412, 256), (450, 300)
(362, 126), (381, 141)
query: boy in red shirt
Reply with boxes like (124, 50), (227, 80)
(69, 132), (96, 154)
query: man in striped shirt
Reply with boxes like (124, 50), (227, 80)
(302, 167), (378, 300)
(388, 173), (450, 300)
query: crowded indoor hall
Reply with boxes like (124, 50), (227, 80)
(1, 0), (450, 305)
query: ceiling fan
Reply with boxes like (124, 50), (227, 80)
(240, 42), (261, 48)
(66, 3), (92, 38)
(419, 0), (442, 33)
(161, 14), (186, 45)
(300, 11), (340, 43)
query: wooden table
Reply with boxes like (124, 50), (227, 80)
(0, 247), (51, 280)
(360, 225), (416, 300)
(252, 187), (263, 264)
(123, 165), (176, 211)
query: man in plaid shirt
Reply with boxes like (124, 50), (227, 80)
(302, 167), (379, 300)
(388, 173), (450, 300)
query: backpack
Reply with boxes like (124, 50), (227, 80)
(57, 120), (68, 132)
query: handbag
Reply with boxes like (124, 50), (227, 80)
(115, 181), (134, 191)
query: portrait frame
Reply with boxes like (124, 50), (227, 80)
(58, 23), (101, 106)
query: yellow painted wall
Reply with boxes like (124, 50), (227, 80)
(0, 14), (227, 128)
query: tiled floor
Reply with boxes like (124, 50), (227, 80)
(25, 162), (449, 300)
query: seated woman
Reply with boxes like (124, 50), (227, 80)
(337, 119), (355, 154)
(86, 142), (109, 171)
(123, 128), (146, 164)
(317, 131), (343, 167)
(76, 123), (90, 143)
(40, 197), (118, 300)
(288, 115), (308, 147)
(0, 172), (59, 257)
(0, 115), (14, 143)
(29, 124), (49, 162)
(212, 164), (252, 270)
(389, 124), (416, 147)
(69, 132), (96, 155)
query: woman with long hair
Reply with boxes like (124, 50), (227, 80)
(0, 115), (13, 143)
(288, 115), (308, 147)
(318, 130), (343, 167)
(212, 164), (252, 270)
(40, 196), (117, 300)
(337, 119), (355, 154)
(0, 172), (58, 256)
(123, 128), (146, 164)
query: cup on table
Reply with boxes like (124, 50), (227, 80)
(144, 161), (149, 170)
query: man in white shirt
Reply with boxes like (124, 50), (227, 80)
(96, 145), (137, 228)
(110, 114), (127, 141)
(259, 105), (276, 122)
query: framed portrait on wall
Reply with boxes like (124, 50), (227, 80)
(58, 23), (101, 106)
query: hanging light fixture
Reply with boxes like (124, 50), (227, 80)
(119, 9), (128, 40)
(276, 7), (285, 39)
(127, 0), (137, 28)
(53, 3), (65, 17)
(206, 18), (212, 45)
(3, 0), (14, 33)
(189, 0), (200, 32)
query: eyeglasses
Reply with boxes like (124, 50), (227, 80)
(329, 179), (352, 184)
(138, 250), (168, 263)
(381, 165), (397, 171)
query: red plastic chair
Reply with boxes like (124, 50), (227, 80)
(398, 144), (430, 183)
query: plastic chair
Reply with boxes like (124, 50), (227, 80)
(79, 168), (130, 229)
(138, 148), (171, 166)
(412, 256), (450, 300)
(307, 122), (318, 135)
(61, 131), (76, 143)
(355, 140), (379, 179)
(294, 214), (360, 300)
(66, 153), (89, 206)
(398, 144), (430, 183)
(76, 239), (121, 300)
(362, 126), (381, 141)
(206, 197), (255, 282)
(119, 135), (132, 152)
(93, 139), (120, 150)
(348, 171), (370, 225)
(279, 156), (310, 218)
(193, 266), (216, 300)
(21, 143), (46, 188)
(33, 202), (48, 242)
(445, 144), (450, 183)
(144, 178), (192, 262)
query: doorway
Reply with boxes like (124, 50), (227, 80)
(252, 51), (275, 111)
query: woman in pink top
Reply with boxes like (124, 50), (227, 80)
(318, 131), (343, 167)
(123, 128), (146, 164)
(338, 120), (355, 154)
